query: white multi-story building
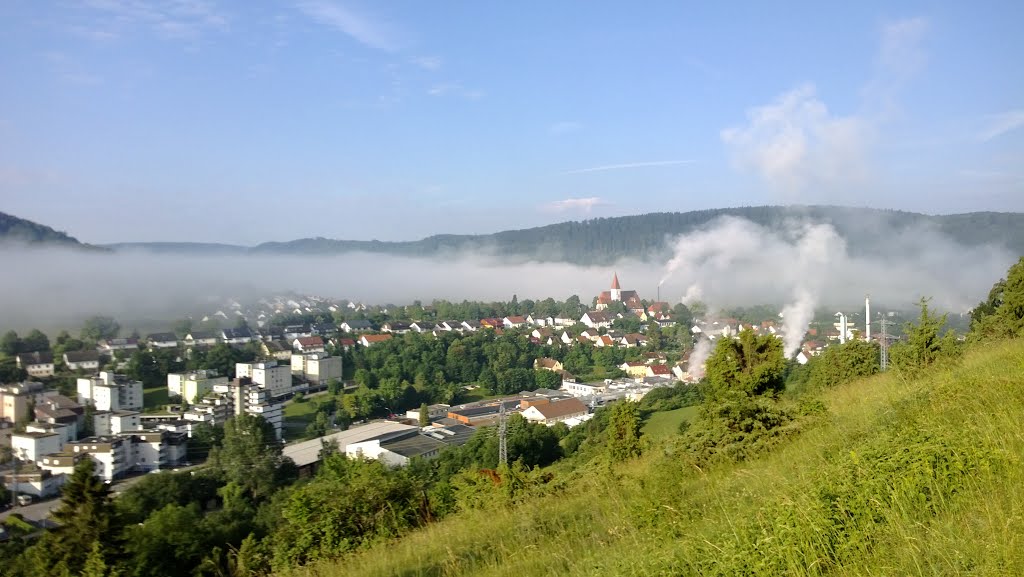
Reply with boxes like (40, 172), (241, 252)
(290, 353), (342, 385)
(94, 410), (142, 436)
(25, 422), (75, 447)
(236, 361), (291, 397)
(76, 372), (143, 411)
(67, 436), (131, 481)
(167, 369), (228, 403)
(11, 430), (62, 463)
(190, 379), (284, 439)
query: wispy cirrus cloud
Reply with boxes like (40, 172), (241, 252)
(83, 0), (228, 40)
(978, 110), (1024, 142)
(563, 159), (695, 175)
(296, 0), (399, 52)
(427, 83), (483, 100)
(549, 121), (582, 136)
(542, 197), (607, 212)
(412, 56), (442, 70)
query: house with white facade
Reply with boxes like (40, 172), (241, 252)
(359, 334), (393, 347)
(15, 352), (55, 378)
(93, 410), (142, 435)
(146, 333), (180, 349)
(580, 311), (612, 329)
(292, 336), (325, 353)
(221, 327), (254, 344)
(11, 430), (62, 462)
(97, 338), (139, 354)
(346, 428), (448, 467)
(63, 350), (100, 371)
(183, 332), (219, 347)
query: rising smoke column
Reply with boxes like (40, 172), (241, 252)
(779, 222), (845, 358)
(687, 337), (713, 380)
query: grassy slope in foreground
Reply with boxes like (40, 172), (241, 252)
(294, 341), (1024, 577)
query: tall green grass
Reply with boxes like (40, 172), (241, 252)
(286, 341), (1024, 577)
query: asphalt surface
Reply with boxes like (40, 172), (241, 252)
(1, 465), (202, 525)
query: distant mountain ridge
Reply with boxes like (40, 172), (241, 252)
(7, 206), (1024, 263)
(0, 211), (105, 250)
(246, 206), (1024, 264)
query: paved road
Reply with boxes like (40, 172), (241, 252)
(1, 465), (202, 524)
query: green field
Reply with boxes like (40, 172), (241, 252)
(641, 405), (698, 439)
(296, 340), (1024, 577)
(143, 385), (168, 410)
(282, 398), (320, 441)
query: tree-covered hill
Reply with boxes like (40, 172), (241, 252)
(0, 211), (104, 250)
(248, 206), (1024, 264)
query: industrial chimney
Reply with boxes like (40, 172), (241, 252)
(865, 296), (871, 342)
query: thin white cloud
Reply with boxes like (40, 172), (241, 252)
(721, 84), (870, 193)
(549, 121), (583, 136)
(83, 0), (228, 40)
(296, 0), (399, 52)
(427, 83), (483, 100)
(412, 56), (442, 70)
(563, 159), (695, 175)
(978, 110), (1024, 142)
(543, 197), (606, 212)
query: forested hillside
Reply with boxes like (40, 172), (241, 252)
(250, 206), (1024, 264)
(0, 211), (97, 249)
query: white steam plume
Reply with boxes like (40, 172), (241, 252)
(688, 338), (713, 380)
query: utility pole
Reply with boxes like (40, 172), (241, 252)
(497, 402), (508, 467)
(880, 318), (890, 371)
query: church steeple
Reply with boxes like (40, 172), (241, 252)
(610, 273), (621, 301)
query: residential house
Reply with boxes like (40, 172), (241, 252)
(221, 327), (254, 344)
(359, 334), (393, 347)
(15, 351), (55, 378)
(336, 338), (356, 351)
(580, 311), (612, 329)
(97, 338), (139, 354)
(183, 332), (219, 347)
(63, 350), (100, 371)
(646, 364), (673, 379)
(409, 321), (435, 333)
(520, 397), (588, 426)
(533, 357), (564, 372)
(439, 320), (463, 332)
(381, 322), (411, 334)
(460, 320), (481, 332)
(292, 336), (325, 353)
(26, 421), (76, 446)
(594, 335), (617, 347)
(310, 322), (338, 336)
(260, 340), (293, 361)
(620, 333), (648, 348)
(340, 320), (373, 333)
(291, 353), (342, 385)
(146, 333), (179, 348)
(502, 316), (527, 329)
(619, 362), (649, 378)
(552, 316), (575, 328)
(283, 325), (312, 340)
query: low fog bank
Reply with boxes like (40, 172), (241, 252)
(0, 215), (1016, 333)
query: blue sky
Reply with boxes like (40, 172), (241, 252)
(1, 1), (1022, 244)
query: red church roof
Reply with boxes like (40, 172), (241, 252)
(611, 273), (621, 290)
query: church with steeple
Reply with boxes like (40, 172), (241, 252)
(595, 273), (643, 311)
